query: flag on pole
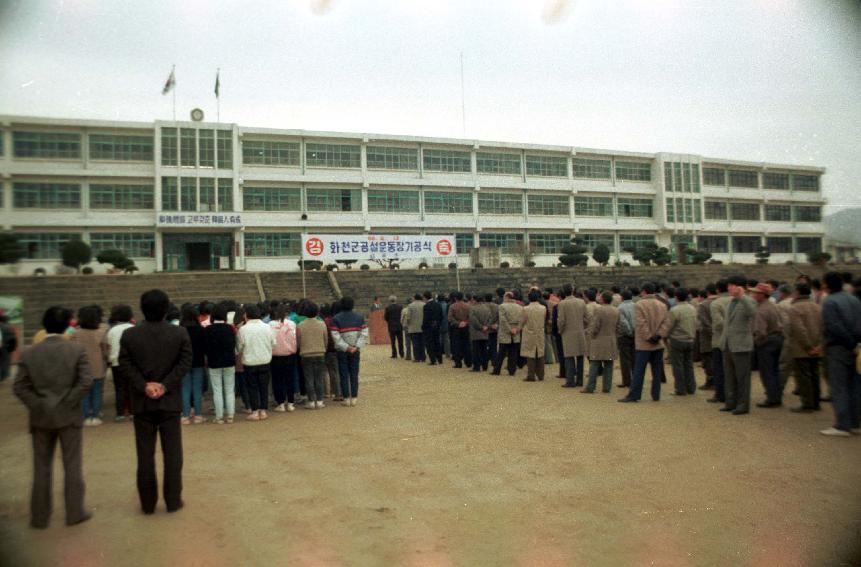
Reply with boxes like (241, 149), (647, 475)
(214, 69), (220, 98)
(162, 66), (176, 95)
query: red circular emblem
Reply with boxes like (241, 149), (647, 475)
(436, 239), (453, 256)
(305, 237), (324, 256)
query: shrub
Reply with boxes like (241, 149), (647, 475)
(96, 248), (134, 271)
(337, 259), (357, 269)
(806, 251), (832, 266)
(82, 266), (94, 275)
(592, 243), (610, 266)
(124, 264), (139, 274)
(448, 262), (457, 270)
(61, 240), (92, 272)
(324, 263), (338, 271)
(559, 237), (588, 267)
(525, 261), (536, 268)
(360, 264), (370, 270)
(474, 263), (484, 269)
(707, 259), (723, 265)
(34, 267), (47, 277)
(500, 261), (510, 268)
(418, 261), (429, 269)
(755, 245), (770, 265)
(298, 260), (323, 271)
(0, 233), (24, 265)
(685, 249), (712, 265)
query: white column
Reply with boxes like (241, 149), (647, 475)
(155, 232), (164, 272)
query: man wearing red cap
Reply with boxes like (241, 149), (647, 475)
(750, 283), (785, 407)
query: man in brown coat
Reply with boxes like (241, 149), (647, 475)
(582, 291), (619, 393)
(788, 283), (823, 412)
(492, 293), (523, 376)
(520, 291), (547, 382)
(557, 283), (588, 388)
(619, 283), (670, 403)
(14, 306), (94, 529)
(750, 283), (785, 408)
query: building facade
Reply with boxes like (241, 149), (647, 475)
(0, 114), (826, 274)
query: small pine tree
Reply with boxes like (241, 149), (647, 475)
(654, 246), (672, 266)
(61, 240), (92, 273)
(628, 243), (658, 266)
(559, 237), (589, 267)
(592, 243), (610, 266)
(755, 245), (770, 265)
(96, 248), (133, 271)
(0, 233), (24, 265)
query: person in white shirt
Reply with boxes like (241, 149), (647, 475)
(106, 305), (135, 422)
(237, 304), (276, 421)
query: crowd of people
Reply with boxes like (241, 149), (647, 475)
(382, 271), (861, 436)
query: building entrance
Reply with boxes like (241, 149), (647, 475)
(163, 233), (234, 272)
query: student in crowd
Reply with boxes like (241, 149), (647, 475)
(666, 289), (697, 396)
(71, 305), (110, 426)
(204, 303), (237, 424)
(520, 290), (547, 382)
(106, 304), (135, 422)
(297, 301), (328, 409)
(179, 305), (207, 425)
(270, 303), (298, 413)
(330, 296), (369, 407)
(237, 304), (276, 422)
(321, 303), (342, 401)
(582, 291), (619, 394)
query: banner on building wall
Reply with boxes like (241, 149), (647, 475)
(301, 234), (457, 261)
(157, 213), (243, 228)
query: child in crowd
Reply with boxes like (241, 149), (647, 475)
(297, 302), (328, 409)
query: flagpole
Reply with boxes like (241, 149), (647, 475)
(216, 67), (221, 124)
(460, 52), (466, 136)
(171, 64), (176, 122)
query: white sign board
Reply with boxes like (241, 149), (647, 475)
(302, 234), (457, 261)
(157, 213), (243, 228)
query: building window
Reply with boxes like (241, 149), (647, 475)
(617, 198), (653, 218)
(730, 202), (760, 221)
(615, 161), (652, 182)
(180, 128), (196, 167)
(244, 233), (301, 257)
(671, 234), (695, 248)
(527, 194), (569, 216)
(90, 184), (154, 209)
(242, 140), (300, 166)
(305, 142), (360, 168)
(367, 189), (420, 213)
(698, 235), (728, 253)
(792, 174), (818, 192)
(199, 178), (216, 211)
(423, 149), (471, 173)
(574, 196), (613, 217)
(795, 237), (821, 254)
(179, 178), (196, 211)
(703, 167), (725, 186)
(705, 201), (727, 220)
(161, 177), (178, 210)
(691, 164), (701, 193)
(579, 233), (615, 253)
(366, 146), (418, 170)
(12, 131), (81, 159)
(476, 152), (521, 175)
(161, 128), (177, 166)
(619, 234), (656, 252)
(90, 232), (155, 258)
(424, 191), (473, 214)
(525, 155), (567, 178)
(17, 232), (81, 259)
(306, 188), (360, 212)
(733, 235), (761, 253)
(666, 198), (675, 222)
(89, 134), (154, 161)
(766, 237), (792, 253)
(693, 200), (702, 222)
(218, 179), (233, 212)
(198, 130), (215, 167)
(13, 182), (81, 209)
(794, 205), (821, 222)
(764, 204), (791, 222)
(243, 187), (301, 211)
(455, 233), (474, 253)
(216, 131), (233, 169)
(530, 234), (571, 254)
(728, 170), (758, 188)
(574, 158), (611, 179)
(479, 233), (524, 253)
(478, 192), (522, 215)
(762, 172), (789, 190)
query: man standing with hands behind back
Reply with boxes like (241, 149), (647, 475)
(119, 289), (192, 515)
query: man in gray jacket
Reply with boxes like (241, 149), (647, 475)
(14, 307), (94, 529)
(667, 288), (697, 395)
(405, 293), (425, 363)
(719, 275), (757, 415)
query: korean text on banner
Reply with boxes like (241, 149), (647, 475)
(301, 235), (457, 262)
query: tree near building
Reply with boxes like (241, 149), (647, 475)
(684, 248), (712, 265)
(807, 251), (832, 266)
(61, 240), (92, 273)
(559, 237), (589, 267)
(0, 233), (24, 266)
(592, 243), (610, 266)
(96, 248), (135, 271)
(654, 246), (672, 266)
(755, 245), (771, 265)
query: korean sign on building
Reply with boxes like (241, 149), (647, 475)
(301, 234), (457, 261)
(157, 213), (243, 227)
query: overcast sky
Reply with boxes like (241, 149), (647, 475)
(1, 0), (859, 212)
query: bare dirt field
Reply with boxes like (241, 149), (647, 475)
(1, 344), (859, 566)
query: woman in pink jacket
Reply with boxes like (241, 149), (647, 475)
(269, 303), (298, 412)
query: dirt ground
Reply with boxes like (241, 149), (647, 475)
(1, 344), (859, 567)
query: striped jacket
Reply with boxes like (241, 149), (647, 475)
(330, 311), (369, 352)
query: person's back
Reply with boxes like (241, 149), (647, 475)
(238, 317), (275, 366)
(668, 301), (697, 343)
(121, 320), (193, 414)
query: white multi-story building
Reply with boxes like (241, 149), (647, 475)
(0, 114), (826, 273)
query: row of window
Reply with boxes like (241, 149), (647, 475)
(665, 198), (704, 223)
(10, 131), (154, 161)
(161, 178), (233, 212)
(161, 128), (232, 168)
(663, 162), (701, 193)
(15, 232), (155, 260)
(7, 181), (232, 211)
(704, 201), (821, 222)
(703, 167), (819, 191)
(696, 235), (822, 254)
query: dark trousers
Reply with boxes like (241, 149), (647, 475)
(563, 355), (585, 387)
(337, 350), (361, 398)
(488, 333), (498, 367)
(554, 335), (566, 377)
(243, 363), (271, 411)
(235, 370), (251, 410)
(826, 345), (861, 431)
(618, 335), (635, 386)
(757, 336), (784, 404)
(669, 339), (696, 394)
(133, 410), (182, 513)
(794, 357), (821, 409)
(525, 357), (545, 381)
(409, 333), (425, 362)
(712, 348), (726, 402)
(700, 350), (713, 384)
(271, 355), (297, 405)
(389, 328), (404, 358)
(30, 426), (86, 527)
(585, 359), (613, 392)
(724, 350), (752, 411)
(629, 349), (664, 401)
(493, 342), (519, 375)
(424, 328), (442, 364)
(112, 365), (131, 417)
(472, 339), (488, 370)
(451, 327), (472, 367)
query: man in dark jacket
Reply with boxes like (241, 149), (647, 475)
(820, 272), (861, 436)
(383, 295), (404, 359)
(119, 289), (192, 515)
(14, 306), (93, 529)
(422, 291), (444, 365)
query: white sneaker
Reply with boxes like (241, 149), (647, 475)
(341, 399), (352, 407)
(91, 417), (103, 426)
(350, 397), (357, 407)
(274, 403), (286, 412)
(820, 427), (851, 437)
(286, 403), (295, 412)
(316, 400), (325, 409)
(83, 418), (94, 426)
(304, 401), (315, 410)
